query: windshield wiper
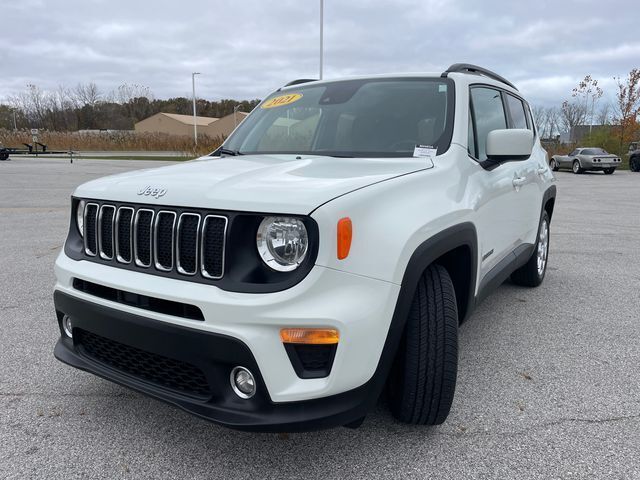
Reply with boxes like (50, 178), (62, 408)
(217, 147), (242, 156)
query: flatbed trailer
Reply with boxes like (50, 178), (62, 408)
(0, 142), (70, 160)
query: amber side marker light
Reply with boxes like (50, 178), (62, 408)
(280, 328), (340, 345)
(337, 217), (352, 260)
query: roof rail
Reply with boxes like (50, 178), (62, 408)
(441, 63), (518, 91)
(284, 78), (317, 87)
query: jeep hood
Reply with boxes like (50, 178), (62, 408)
(74, 154), (432, 214)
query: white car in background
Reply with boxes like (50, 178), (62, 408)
(53, 64), (556, 431)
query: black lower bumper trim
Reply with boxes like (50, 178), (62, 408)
(53, 291), (378, 432)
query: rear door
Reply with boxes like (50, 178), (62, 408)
(504, 93), (542, 243)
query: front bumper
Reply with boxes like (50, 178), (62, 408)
(54, 251), (402, 430)
(54, 291), (379, 431)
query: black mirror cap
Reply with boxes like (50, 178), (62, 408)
(485, 153), (531, 162)
(479, 154), (531, 171)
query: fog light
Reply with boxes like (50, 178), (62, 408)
(230, 366), (256, 399)
(62, 315), (73, 338)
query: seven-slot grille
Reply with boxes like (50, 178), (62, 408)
(82, 202), (227, 279)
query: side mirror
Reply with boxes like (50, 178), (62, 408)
(486, 129), (533, 161)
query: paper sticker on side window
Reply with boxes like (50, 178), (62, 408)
(261, 93), (303, 109)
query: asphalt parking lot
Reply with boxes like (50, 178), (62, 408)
(1, 157), (639, 479)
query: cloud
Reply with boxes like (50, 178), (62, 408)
(543, 43), (640, 66)
(0, 0), (638, 108)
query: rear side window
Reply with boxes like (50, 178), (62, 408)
(524, 103), (534, 131)
(506, 94), (528, 130)
(581, 148), (607, 155)
(470, 87), (507, 161)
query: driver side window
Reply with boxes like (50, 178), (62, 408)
(469, 87), (507, 161)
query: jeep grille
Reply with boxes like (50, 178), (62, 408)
(82, 201), (227, 280)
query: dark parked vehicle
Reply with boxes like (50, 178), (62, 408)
(628, 142), (640, 172)
(550, 147), (621, 174)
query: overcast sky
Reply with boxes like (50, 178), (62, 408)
(1, 0), (638, 107)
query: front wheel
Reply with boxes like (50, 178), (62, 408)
(388, 264), (458, 425)
(630, 156), (640, 172)
(511, 211), (550, 287)
(604, 167), (615, 175)
(549, 159), (559, 171)
(0, 151), (9, 161)
(572, 160), (583, 174)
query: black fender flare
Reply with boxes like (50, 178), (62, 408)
(359, 222), (478, 410)
(541, 185), (557, 223)
(394, 222), (478, 324)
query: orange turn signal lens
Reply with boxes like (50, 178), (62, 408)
(337, 217), (352, 260)
(280, 328), (340, 345)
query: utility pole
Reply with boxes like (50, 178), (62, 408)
(319, 0), (324, 80)
(12, 110), (17, 131)
(233, 104), (241, 128)
(192, 72), (201, 146)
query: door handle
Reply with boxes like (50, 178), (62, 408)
(512, 176), (526, 188)
(537, 165), (547, 175)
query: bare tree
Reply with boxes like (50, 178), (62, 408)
(548, 107), (561, 137)
(7, 84), (48, 128)
(596, 102), (611, 125)
(571, 75), (603, 130)
(560, 100), (587, 134)
(613, 68), (640, 147)
(533, 106), (562, 139)
(111, 83), (154, 122)
(532, 105), (546, 136)
(112, 83), (153, 104)
(74, 82), (101, 108)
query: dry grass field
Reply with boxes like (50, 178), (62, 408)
(0, 129), (223, 156)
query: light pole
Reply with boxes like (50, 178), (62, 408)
(233, 104), (241, 128)
(192, 72), (201, 146)
(319, 0), (324, 80)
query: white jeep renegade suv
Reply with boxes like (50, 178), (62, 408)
(54, 64), (556, 431)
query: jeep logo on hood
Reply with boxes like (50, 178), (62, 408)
(137, 186), (167, 199)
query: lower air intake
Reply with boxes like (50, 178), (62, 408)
(77, 329), (211, 398)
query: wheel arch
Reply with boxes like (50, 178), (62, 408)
(364, 222), (478, 407)
(543, 186), (556, 222)
(395, 222), (478, 329)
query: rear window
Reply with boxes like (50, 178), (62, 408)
(506, 94), (528, 130)
(581, 148), (608, 155)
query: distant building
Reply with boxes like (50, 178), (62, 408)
(134, 112), (248, 138)
(568, 124), (610, 143)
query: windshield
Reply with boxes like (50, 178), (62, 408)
(582, 148), (608, 155)
(221, 78), (454, 158)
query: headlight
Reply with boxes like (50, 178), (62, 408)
(76, 200), (86, 237)
(257, 216), (308, 272)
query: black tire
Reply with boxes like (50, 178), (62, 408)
(511, 211), (550, 287)
(604, 167), (615, 175)
(549, 158), (559, 171)
(0, 151), (9, 161)
(630, 156), (640, 172)
(572, 160), (583, 174)
(388, 264), (458, 425)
